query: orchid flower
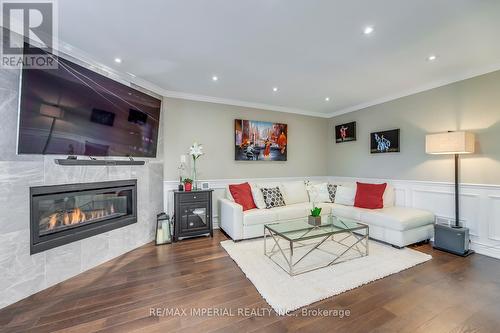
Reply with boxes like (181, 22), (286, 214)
(189, 142), (203, 160)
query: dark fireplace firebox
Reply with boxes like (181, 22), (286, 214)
(30, 180), (137, 254)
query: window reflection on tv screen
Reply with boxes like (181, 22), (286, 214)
(18, 46), (161, 157)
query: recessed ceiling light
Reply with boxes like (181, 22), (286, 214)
(212, 75), (218, 81)
(325, 97), (330, 102)
(427, 54), (437, 61)
(114, 58), (122, 63)
(272, 87), (278, 92)
(126, 72), (136, 77)
(363, 26), (374, 35)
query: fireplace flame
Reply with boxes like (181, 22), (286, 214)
(43, 203), (119, 231)
(48, 214), (58, 229)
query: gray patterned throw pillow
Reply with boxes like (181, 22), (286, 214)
(327, 184), (337, 203)
(260, 187), (286, 209)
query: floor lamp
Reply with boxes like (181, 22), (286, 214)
(425, 131), (475, 256)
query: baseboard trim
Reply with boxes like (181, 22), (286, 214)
(471, 242), (500, 259)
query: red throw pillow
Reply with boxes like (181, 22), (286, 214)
(354, 182), (387, 209)
(229, 182), (257, 211)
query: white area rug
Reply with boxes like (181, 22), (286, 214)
(221, 238), (431, 314)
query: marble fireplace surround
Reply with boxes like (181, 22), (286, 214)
(0, 69), (165, 309)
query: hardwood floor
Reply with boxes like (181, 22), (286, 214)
(1, 230), (499, 333)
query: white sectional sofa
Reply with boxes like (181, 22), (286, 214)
(219, 180), (435, 248)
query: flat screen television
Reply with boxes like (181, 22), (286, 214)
(17, 46), (162, 157)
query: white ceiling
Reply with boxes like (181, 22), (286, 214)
(58, 0), (500, 117)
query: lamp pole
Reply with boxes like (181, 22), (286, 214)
(42, 117), (57, 154)
(454, 153), (460, 228)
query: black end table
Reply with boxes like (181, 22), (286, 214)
(173, 190), (213, 241)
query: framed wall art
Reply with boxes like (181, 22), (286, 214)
(370, 129), (400, 153)
(335, 121), (356, 143)
(234, 119), (287, 161)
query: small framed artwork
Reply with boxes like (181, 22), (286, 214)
(335, 122), (356, 143)
(370, 129), (400, 153)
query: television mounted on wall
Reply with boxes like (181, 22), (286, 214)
(17, 45), (162, 157)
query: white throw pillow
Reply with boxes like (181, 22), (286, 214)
(334, 185), (356, 206)
(250, 183), (266, 209)
(383, 184), (395, 207)
(306, 183), (331, 203)
(281, 181), (309, 205)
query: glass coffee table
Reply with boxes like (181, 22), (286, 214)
(264, 215), (369, 276)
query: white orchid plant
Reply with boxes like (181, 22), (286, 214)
(188, 142), (203, 189)
(189, 142), (204, 160)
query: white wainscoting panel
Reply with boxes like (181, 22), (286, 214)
(487, 196), (500, 241)
(329, 176), (500, 259)
(394, 188), (407, 207)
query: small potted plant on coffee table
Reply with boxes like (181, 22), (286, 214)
(183, 178), (193, 192)
(308, 206), (322, 226)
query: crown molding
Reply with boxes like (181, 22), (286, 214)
(159, 90), (330, 118)
(44, 38), (500, 121)
(128, 77), (330, 118)
(327, 62), (500, 118)
(52, 40), (330, 118)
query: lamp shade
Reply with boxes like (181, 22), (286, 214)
(40, 104), (64, 119)
(425, 131), (475, 155)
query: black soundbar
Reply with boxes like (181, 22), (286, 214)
(54, 159), (145, 166)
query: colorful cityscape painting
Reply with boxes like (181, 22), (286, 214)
(235, 119), (287, 161)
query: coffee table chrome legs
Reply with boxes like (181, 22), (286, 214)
(264, 225), (369, 276)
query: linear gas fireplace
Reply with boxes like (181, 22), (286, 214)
(30, 180), (137, 254)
